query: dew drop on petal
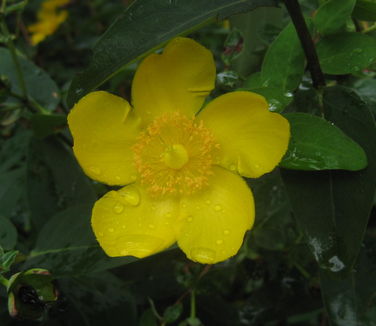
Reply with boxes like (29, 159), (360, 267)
(187, 216), (193, 222)
(89, 166), (101, 175)
(216, 239), (223, 245)
(148, 224), (155, 229)
(214, 205), (222, 212)
(113, 203), (124, 214)
(223, 229), (230, 235)
(108, 228), (114, 233)
(119, 188), (140, 206)
(205, 200), (211, 205)
(190, 247), (216, 263)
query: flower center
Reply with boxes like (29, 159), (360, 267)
(133, 112), (219, 197)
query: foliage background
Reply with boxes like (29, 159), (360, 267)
(1, 0), (376, 325)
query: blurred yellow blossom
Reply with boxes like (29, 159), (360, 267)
(27, 0), (69, 45)
(67, 37), (290, 264)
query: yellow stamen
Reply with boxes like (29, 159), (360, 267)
(132, 112), (219, 197)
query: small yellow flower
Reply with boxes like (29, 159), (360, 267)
(27, 0), (69, 46)
(67, 37), (290, 264)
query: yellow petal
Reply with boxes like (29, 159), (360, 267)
(176, 166), (254, 264)
(199, 91), (290, 178)
(67, 91), (141, 185)
(132, 37), (216, 125)
(92, 184), (178, 258)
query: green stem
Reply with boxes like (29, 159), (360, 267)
(0, 274), (9, 288)
(190, 289), (196, 319)
(1, 0), (7, 13)
(362, 23), (376, 34)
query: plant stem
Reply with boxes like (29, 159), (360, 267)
(0, 275), (9, 288)
(190, 289), (196, 319)
(362, 23), (376, 34)
(283, 0), (326, 89)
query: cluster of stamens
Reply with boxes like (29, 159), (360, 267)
(133, 112), (219, 197)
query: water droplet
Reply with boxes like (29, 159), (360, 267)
(121, 225), (126, 229)
(214, 205), (222, 212)
(130, 174), (137, 181)
(353, 66), (360, 72)
(187, 216), (193, 222)
(148, 224), (155, 229)
(223, 229), (230, 235)
(216, 239), (223, 245)
(353, 48), (362, 54)
(205, 200), (211, 205)
(115, 175), (121, 181)
(113, 203), (124, 214)
(190, 247), (216, 263)
(89, 166), (101, 175)
(229, 164), (236, 171)
(328, 256), (345, 272)
(108, 228), (114, 233)
(119, 188), (140, 206)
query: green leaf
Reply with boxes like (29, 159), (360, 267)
(27, 137), (96, 230)
(0, 250), (18, 273)
(163, 303), (183, 323)
(314, 0), (356, 35)
(5, 0), (27, 15)
(66, 0), (278, 107)
(260, 21), (307, 92)
(320, 242), (376, 326)
(281, 86), (376, 274)
(0, 47), (59, 110)
(317, 32), (376, 75)
(353, 0), (376, 21)
(0, 216), (17, 250)
(30, 113), (67, 139)
(24, 204), (136, 276)
(281, 112), (367, 171)
(229, 6), (283, 78)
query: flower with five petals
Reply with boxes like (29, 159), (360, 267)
(67, 37), (290, 264)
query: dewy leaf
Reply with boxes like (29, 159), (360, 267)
(313, 0), (356, 35)
(0, 47), (59, 110)
(66, 0), (278, 107)
(317, 32), (376, 75)
(260, 21), (307, 92)
(280, 113), (367, 171)
(281, 86), (376, 275)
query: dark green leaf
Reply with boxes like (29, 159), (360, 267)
(0, 216), (17, 250)
(163, 303), (183, 323)
(0, 47), (59, 110)
(317, 32), (376, 75)
(0, 250), (18, 273)
(230, 7), (283, 77)
(30, 113), (67, 139)
(260, 21), (307, 91)
(140, 309), (158, 326)
(5, 0), (27, 15)
(66, 0), (278, 107)
(281, 86), (376, 274)
(281, 113), (367, 171)
(27, 137), (96, 230)
(353, 0), (376, 21)
(314, 0), (356, 35)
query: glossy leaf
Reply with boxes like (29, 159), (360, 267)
(66, 0), (278, 107)
(317, 32), (376, 75)
(281, 86), (376, 274)
(314, 0), (356, 35)
(353, 0), (376, 21)
(281, 113), (367, 171)
(260, 22), (306, 91)
(0, 47), (59, 110)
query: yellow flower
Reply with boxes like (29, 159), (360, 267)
(67, 37), (290, 264)
(27, 0), (69, 46)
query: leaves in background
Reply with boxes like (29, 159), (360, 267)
(0, 216), (17, 250)
(317, 33), (376, 75)
(353, 0), (376, 21)
(66, 0), (278, 106)
(313, 0), (356, 35)
(281, 86), (376, 275)
(0, 47), (59, 110)
(281, 113), (367, 171)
